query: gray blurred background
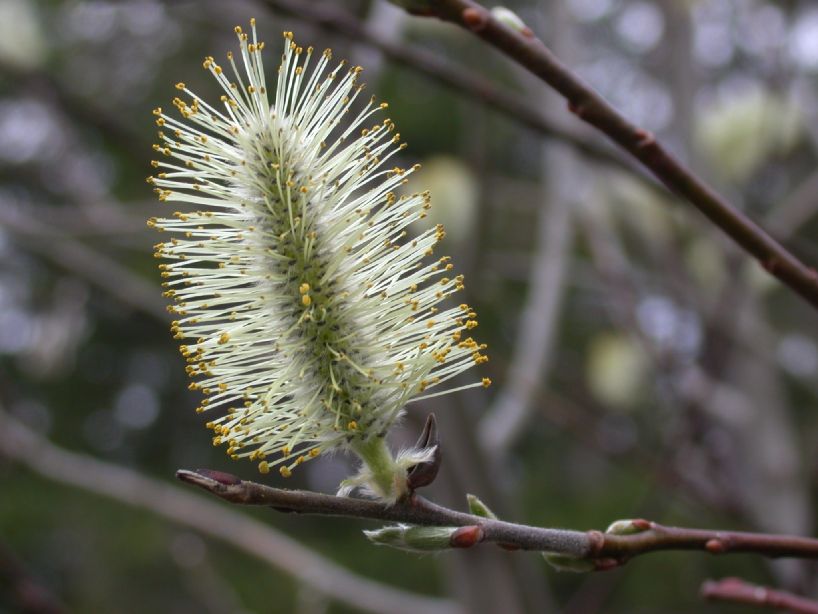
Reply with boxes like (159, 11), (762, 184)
(2, 0), (818, 612)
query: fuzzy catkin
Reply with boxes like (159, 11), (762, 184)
(148, 22), (489, 483)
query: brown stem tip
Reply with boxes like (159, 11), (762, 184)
(451, 525), (485, 548)
(193, 468), (243, 485)
(462, 7), (489, 32)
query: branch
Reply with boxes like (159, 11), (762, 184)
(0, 57), (147, 155)
(257, 0), (649, 182)
(178, 470), (818, 567)
(0, 411), (459, 614)
(478, 96), (574, 458)
(701, 578), (818, 614)
(0, 207), (168, 323)
(405, 0), (818, 310)
(177, 469), (589, 555)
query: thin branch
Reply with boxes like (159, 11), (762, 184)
(478, 150), (573, 457)
(0, 57), (147, 155)
(0, 411), (459, 614)
(178, 469), (591, 555)
(405, 0), (818, 310)
(177, 469), (818, 567)
(0, 207), (168, 323)
(701, 577), (818, 614)
(256, 0), (650, 183)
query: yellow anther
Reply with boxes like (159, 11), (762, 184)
(175, 82), (186, 90)
(258, 461), (270, 474)
(302, 294), (312, 307)
(219, 332), (230, 344)
(482, 378), (492, 388)
(347, 421), (358, 430)
(299, 283), (310, 294)
(280, 466), (292, 478)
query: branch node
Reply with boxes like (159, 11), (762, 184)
(634, 129), (655, 149)
(586, 529), (605, 555)
(567, 100), (589, 119)
(450, 525), (485, 548)
(462, 7), (489, 32)
(705, 538), (728, 554)
(763, 257), (780, 274)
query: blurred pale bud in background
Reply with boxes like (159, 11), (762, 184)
(0, 0), (46, 69)
(695, 88), (803, 183)
(586, 332), (648, 411)
(405, 155), (478, 251)
(588, 172), (675, 250)
(684, 237), (727, 292)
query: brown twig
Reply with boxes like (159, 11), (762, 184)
(404, 0), (818, 310)
(177, 469), (590, 555)
(257, 0), (648, 182)
(701, 577), (818, 614)
(178, 470), (818, 568)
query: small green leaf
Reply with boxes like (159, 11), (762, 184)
(466, 494), (497, 519)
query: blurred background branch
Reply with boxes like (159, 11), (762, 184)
(0, 407), (459, 614)
(701, 577), (818, 614)
(409, 0), (818, 310)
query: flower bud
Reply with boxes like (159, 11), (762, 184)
(490, 7), (528, 34)
(364, 524), (459, 552)
(605, 519), (650, 535)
